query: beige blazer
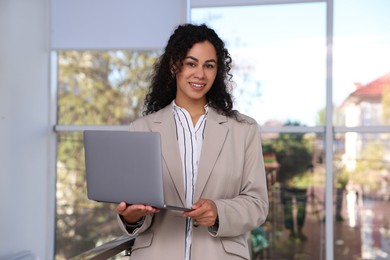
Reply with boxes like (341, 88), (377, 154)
(118, 105), (269, 260)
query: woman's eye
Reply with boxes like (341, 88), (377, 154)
(206, 64), (215, 69)
(186, 62), (196, 67)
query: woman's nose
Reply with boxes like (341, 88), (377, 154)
(194, 67), (205, 79)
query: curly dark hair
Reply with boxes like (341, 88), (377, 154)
(144, 23), (236, 117)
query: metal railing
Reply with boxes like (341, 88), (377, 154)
(70, 235), (136, 260)
(0, 251), (38, 260)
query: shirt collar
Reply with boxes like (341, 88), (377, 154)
(172, 100), (209, 114)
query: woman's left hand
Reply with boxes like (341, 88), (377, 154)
(182, 198), (218, 227)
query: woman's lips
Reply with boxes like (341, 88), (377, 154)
(190, 82), (206, 89)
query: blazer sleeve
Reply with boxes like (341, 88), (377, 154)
(211, 122), (269, 237)
(117, 214), (154, 236)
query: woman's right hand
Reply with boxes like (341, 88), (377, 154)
(116, 202), (160, 224)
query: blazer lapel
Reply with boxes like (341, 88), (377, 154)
(195, 109), (228, 200)
(150, 106), (186, 207)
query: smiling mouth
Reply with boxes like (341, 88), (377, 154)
(190, 82), (206, 89)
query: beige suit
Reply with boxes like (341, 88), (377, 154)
(118, 105), (269, 260)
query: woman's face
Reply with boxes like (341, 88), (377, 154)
(175, 41), (217, 107)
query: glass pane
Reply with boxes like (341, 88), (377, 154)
(334, 0), (390, 126)
(55, 132), (122, 259)
(57, 50), (160, 125)
(259, 132), (326, 259)
(192, 3), (326, 126)
(334, 133), (390, 259)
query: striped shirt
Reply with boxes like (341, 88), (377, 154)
(172, 101), (208, 260)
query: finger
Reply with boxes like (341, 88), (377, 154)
(122, 205), (149, 223)
(129, 205), (159, 216)
(121, 204), (144, 217)
(193, 218), (212, 227)
(183, 207), (203, 218)
(192, 199), (209, 211)
(116, 202), (127, 213)
(144, 205), (160, 213)
(193, 203), (217, 226)
(183, 200), (208, 218)
(192, 199), (207, 209)
(196, 215), (215, 224)
(195, 214), (217, 227)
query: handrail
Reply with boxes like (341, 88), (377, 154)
(0, 250), (37, 260)
(70, 235), (136, 260)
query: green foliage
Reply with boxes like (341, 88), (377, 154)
(265, 121), (313, 186)
(335, 168), (350, 189)
(356, 140), (386, 172)
(58, 50), (159, 125)
(262, 141), (275, 155)
(316, 104), (343, 126)
(335, 140), (387, 193)
(350, 140), (386, 192)
(55, 50), (159, 259)
(315, 108), (326, 125)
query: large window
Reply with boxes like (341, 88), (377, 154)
(190, 0), (390, 259)
(54, 0), (390, 259)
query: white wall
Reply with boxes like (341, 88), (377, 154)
(51, 0), (188, 50)
(0, 0), (54, 259)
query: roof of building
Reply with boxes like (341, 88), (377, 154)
(340, 72), (390, 107)
(351, 72), (390, 98)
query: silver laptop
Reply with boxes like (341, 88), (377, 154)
(83, 130), (191, 211)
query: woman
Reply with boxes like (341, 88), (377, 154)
(116, 23), (268, 260)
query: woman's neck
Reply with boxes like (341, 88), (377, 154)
(175, 99), (206, 126)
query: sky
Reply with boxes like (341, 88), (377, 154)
(191, 0), (390, 126)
